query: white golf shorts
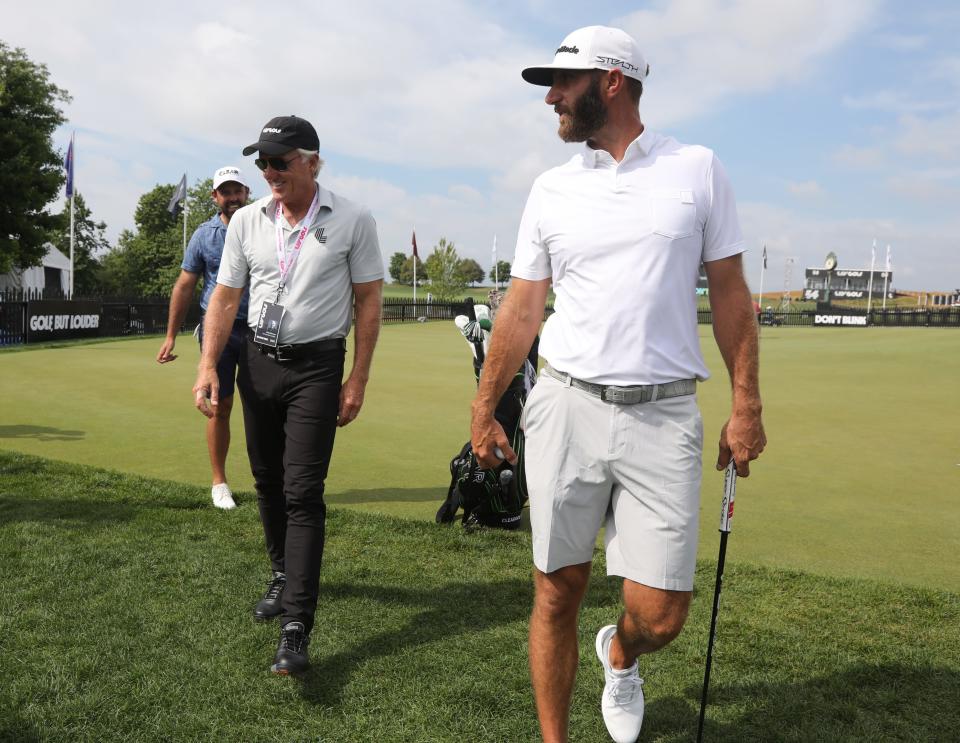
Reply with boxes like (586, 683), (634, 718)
(522, 371), (704, 591)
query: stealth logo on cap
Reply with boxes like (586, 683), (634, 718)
(596, 56), (639, 73)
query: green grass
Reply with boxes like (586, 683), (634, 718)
(1, 450), (958, 742)
(1, 325), (958, 592)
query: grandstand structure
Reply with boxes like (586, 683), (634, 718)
(803, 267), (892, 301)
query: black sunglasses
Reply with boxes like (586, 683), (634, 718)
(254, 154), (299, 172)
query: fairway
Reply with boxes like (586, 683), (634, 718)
(1, 452), (958, 742)
(1, 324), (958, 591)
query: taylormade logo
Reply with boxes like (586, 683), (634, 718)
(263, 127), (282, 133)
(556, 45), (579, 54)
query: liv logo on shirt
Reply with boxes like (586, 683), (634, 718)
(314, 227), (327, 244)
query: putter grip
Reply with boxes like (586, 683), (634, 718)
(719, 460), (736, 532)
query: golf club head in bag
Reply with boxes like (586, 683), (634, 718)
(436, 300), (538, 529)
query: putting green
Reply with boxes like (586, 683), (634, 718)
(1, 324), (957, 591)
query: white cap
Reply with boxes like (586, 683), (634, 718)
(522, 26), (649, 87)
(213, 165), (248, 191)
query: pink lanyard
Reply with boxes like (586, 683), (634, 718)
(274, 186), (321, 301)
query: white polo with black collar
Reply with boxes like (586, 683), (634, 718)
(511, 128), (745, 385)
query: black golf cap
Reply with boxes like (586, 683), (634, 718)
(242, 115), (320, 156)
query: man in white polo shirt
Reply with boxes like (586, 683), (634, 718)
(470, 26), (765, 743)
(193, 115), (383, 676)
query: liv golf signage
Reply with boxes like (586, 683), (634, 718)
(813, 313), (869, 327)
(26, 300), (102, 342)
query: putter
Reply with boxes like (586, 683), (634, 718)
(696, 460), (737, 742)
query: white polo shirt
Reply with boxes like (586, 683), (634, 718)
(217, 185), (383, 344)
(511, 129), (745, 385)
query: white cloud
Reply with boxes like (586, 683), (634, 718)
(884, 168), (960, 202)
(786, 180), (824, 198)
(894, 112), (960, 161)
(614, 0), (877, 126)
(874, 33), (928, 52)
(841, 91), (952, 114)
(832, 144), (886, 170)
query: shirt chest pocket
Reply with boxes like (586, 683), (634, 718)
(650, 189), (697, 239)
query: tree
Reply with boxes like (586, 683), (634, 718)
(51, 193), (111, 295)
(458, 258), (485, 286)
(388, 251), (407, 283)
(99, 177), (219, 296)
(424, 238), (466, 301)
(399, 255), (425, 286)
(0, 43), (71, 274)
(489, 260), (511, 285)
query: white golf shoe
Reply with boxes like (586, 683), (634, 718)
(595, 624), (644, 743)
(211, 483), (236, 510)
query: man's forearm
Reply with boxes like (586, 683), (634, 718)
(200, 286), (242, 369)
(473, 280), (547, 415)
(349, 291), (381, 382)
(711, 282), (761, 413)
(166, 276), (197, 339)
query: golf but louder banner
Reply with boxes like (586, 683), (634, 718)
(26, 300), (102, 343)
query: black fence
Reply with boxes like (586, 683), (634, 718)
(2, 289), (958, 346)
(381, 297), (472, 323)
(696, 307), (960, 328)
(0, 288), (201, 346)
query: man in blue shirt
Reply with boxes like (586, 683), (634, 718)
(158, 166), (251, 509)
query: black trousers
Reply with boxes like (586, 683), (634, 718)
(236, 341), (344, 633)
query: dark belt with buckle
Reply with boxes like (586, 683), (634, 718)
(544, 364), (695, 404)
(247, 330), (345, 362)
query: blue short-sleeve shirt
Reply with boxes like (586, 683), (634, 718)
(182, 213), (250, 317)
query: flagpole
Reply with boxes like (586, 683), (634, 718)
(412, 228), (417, 304)
(493, 234), (498, 291)
(866, 239), (876, 314)
(882, 245), (891, 310)
(68, 133), (75, 299)
(757, 244), (766, 307)
(182, 170), (188, 254)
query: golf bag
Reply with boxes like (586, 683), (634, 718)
(436, 298), (538, 530)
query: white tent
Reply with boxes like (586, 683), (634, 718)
(0, 244), (71, 294)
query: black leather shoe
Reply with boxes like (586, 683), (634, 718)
(271, 621), (310, 675)
(253, 573), (286, 621)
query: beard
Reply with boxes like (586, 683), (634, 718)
(557, 76), (608, 143)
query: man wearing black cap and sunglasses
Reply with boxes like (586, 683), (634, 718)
(193, 115), (384, 675)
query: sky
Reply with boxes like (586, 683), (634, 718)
(4, 0), (960, 292)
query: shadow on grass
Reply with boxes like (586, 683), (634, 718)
(0, 425), (85, 441)
(326, 487), (447, 505)
(0, 710), (40, 743)
(299, 578), (532, 706)
(0, 494), (137, 526)
(644, 663), (960, 741)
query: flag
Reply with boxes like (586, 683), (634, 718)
(411, 230), (419, 259)
(65, 134), (75, 198)
(167, 173), (187, 215)
(492, 234), (498, 262)
(885, 244), (891, 273)
(761, 245), (767, 269)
